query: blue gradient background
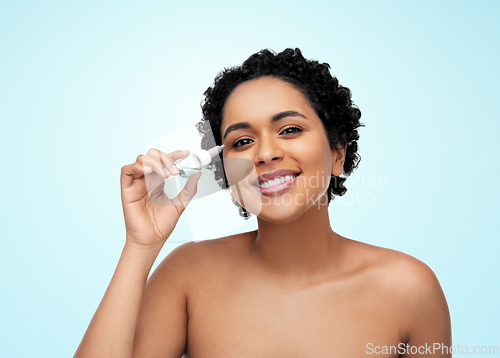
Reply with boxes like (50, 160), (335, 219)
(1, 1), (499, 356)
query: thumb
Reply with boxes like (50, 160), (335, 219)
(176, 171), (202, 212)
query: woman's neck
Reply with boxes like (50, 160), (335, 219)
(250, 195), (344, 286)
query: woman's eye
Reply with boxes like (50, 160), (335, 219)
(281, 126), (302, 135)
(231, 127), (302, 148)
(232, 138), (253, 148)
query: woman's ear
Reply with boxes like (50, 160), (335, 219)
(331, 143), (347, 177)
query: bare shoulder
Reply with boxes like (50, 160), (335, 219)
(134, 234), (252, 357)
(158, 231), (256, 281)
(343, 237), (450, 336)
(168, 230), (254, 259)
(343, 237), (443, 291)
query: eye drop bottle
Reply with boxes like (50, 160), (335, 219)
(175, 144), (225, 178)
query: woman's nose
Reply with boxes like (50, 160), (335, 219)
(254, 136), (284, 165)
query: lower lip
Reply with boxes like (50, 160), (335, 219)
(256, 174), (300, 196)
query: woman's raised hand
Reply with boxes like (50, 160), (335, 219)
(120, 148), (202, 249)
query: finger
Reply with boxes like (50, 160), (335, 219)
(136, 154), (166, 179)
(148, 149), (190, 176)
(169, 149), (192, 161)
(121, 162), (153, 189)
(175, 171), (202, 213)
(148, 148), (177, 176)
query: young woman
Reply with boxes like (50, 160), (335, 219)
(75, 48), (452, 357)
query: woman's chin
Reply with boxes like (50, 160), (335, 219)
(239, 186), (329, 223)
(253, 204), (306, 225)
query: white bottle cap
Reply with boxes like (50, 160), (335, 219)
(174, 144), (225, 178)
(192, 150), (212, 167)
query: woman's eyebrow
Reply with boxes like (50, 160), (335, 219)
(223, 110), (307, 140)
(271, 110), (307, 123)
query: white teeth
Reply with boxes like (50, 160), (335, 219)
(259, 174), (297, 188)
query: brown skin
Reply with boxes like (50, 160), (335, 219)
(133, 77), (451, 357)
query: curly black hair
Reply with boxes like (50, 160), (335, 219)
(196, 48), (364, 219)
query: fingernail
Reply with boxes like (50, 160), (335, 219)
(171, 165), (179, 174)
(163, 168), (170, 178)
(143, 165), (151, 171)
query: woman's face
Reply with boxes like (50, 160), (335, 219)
(221, 76), (345, 224)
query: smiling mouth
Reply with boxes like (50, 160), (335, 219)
(252, 173), (301, 196)
(257, 173), (300, 188)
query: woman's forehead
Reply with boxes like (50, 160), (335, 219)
(221, 77), (313, 127)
